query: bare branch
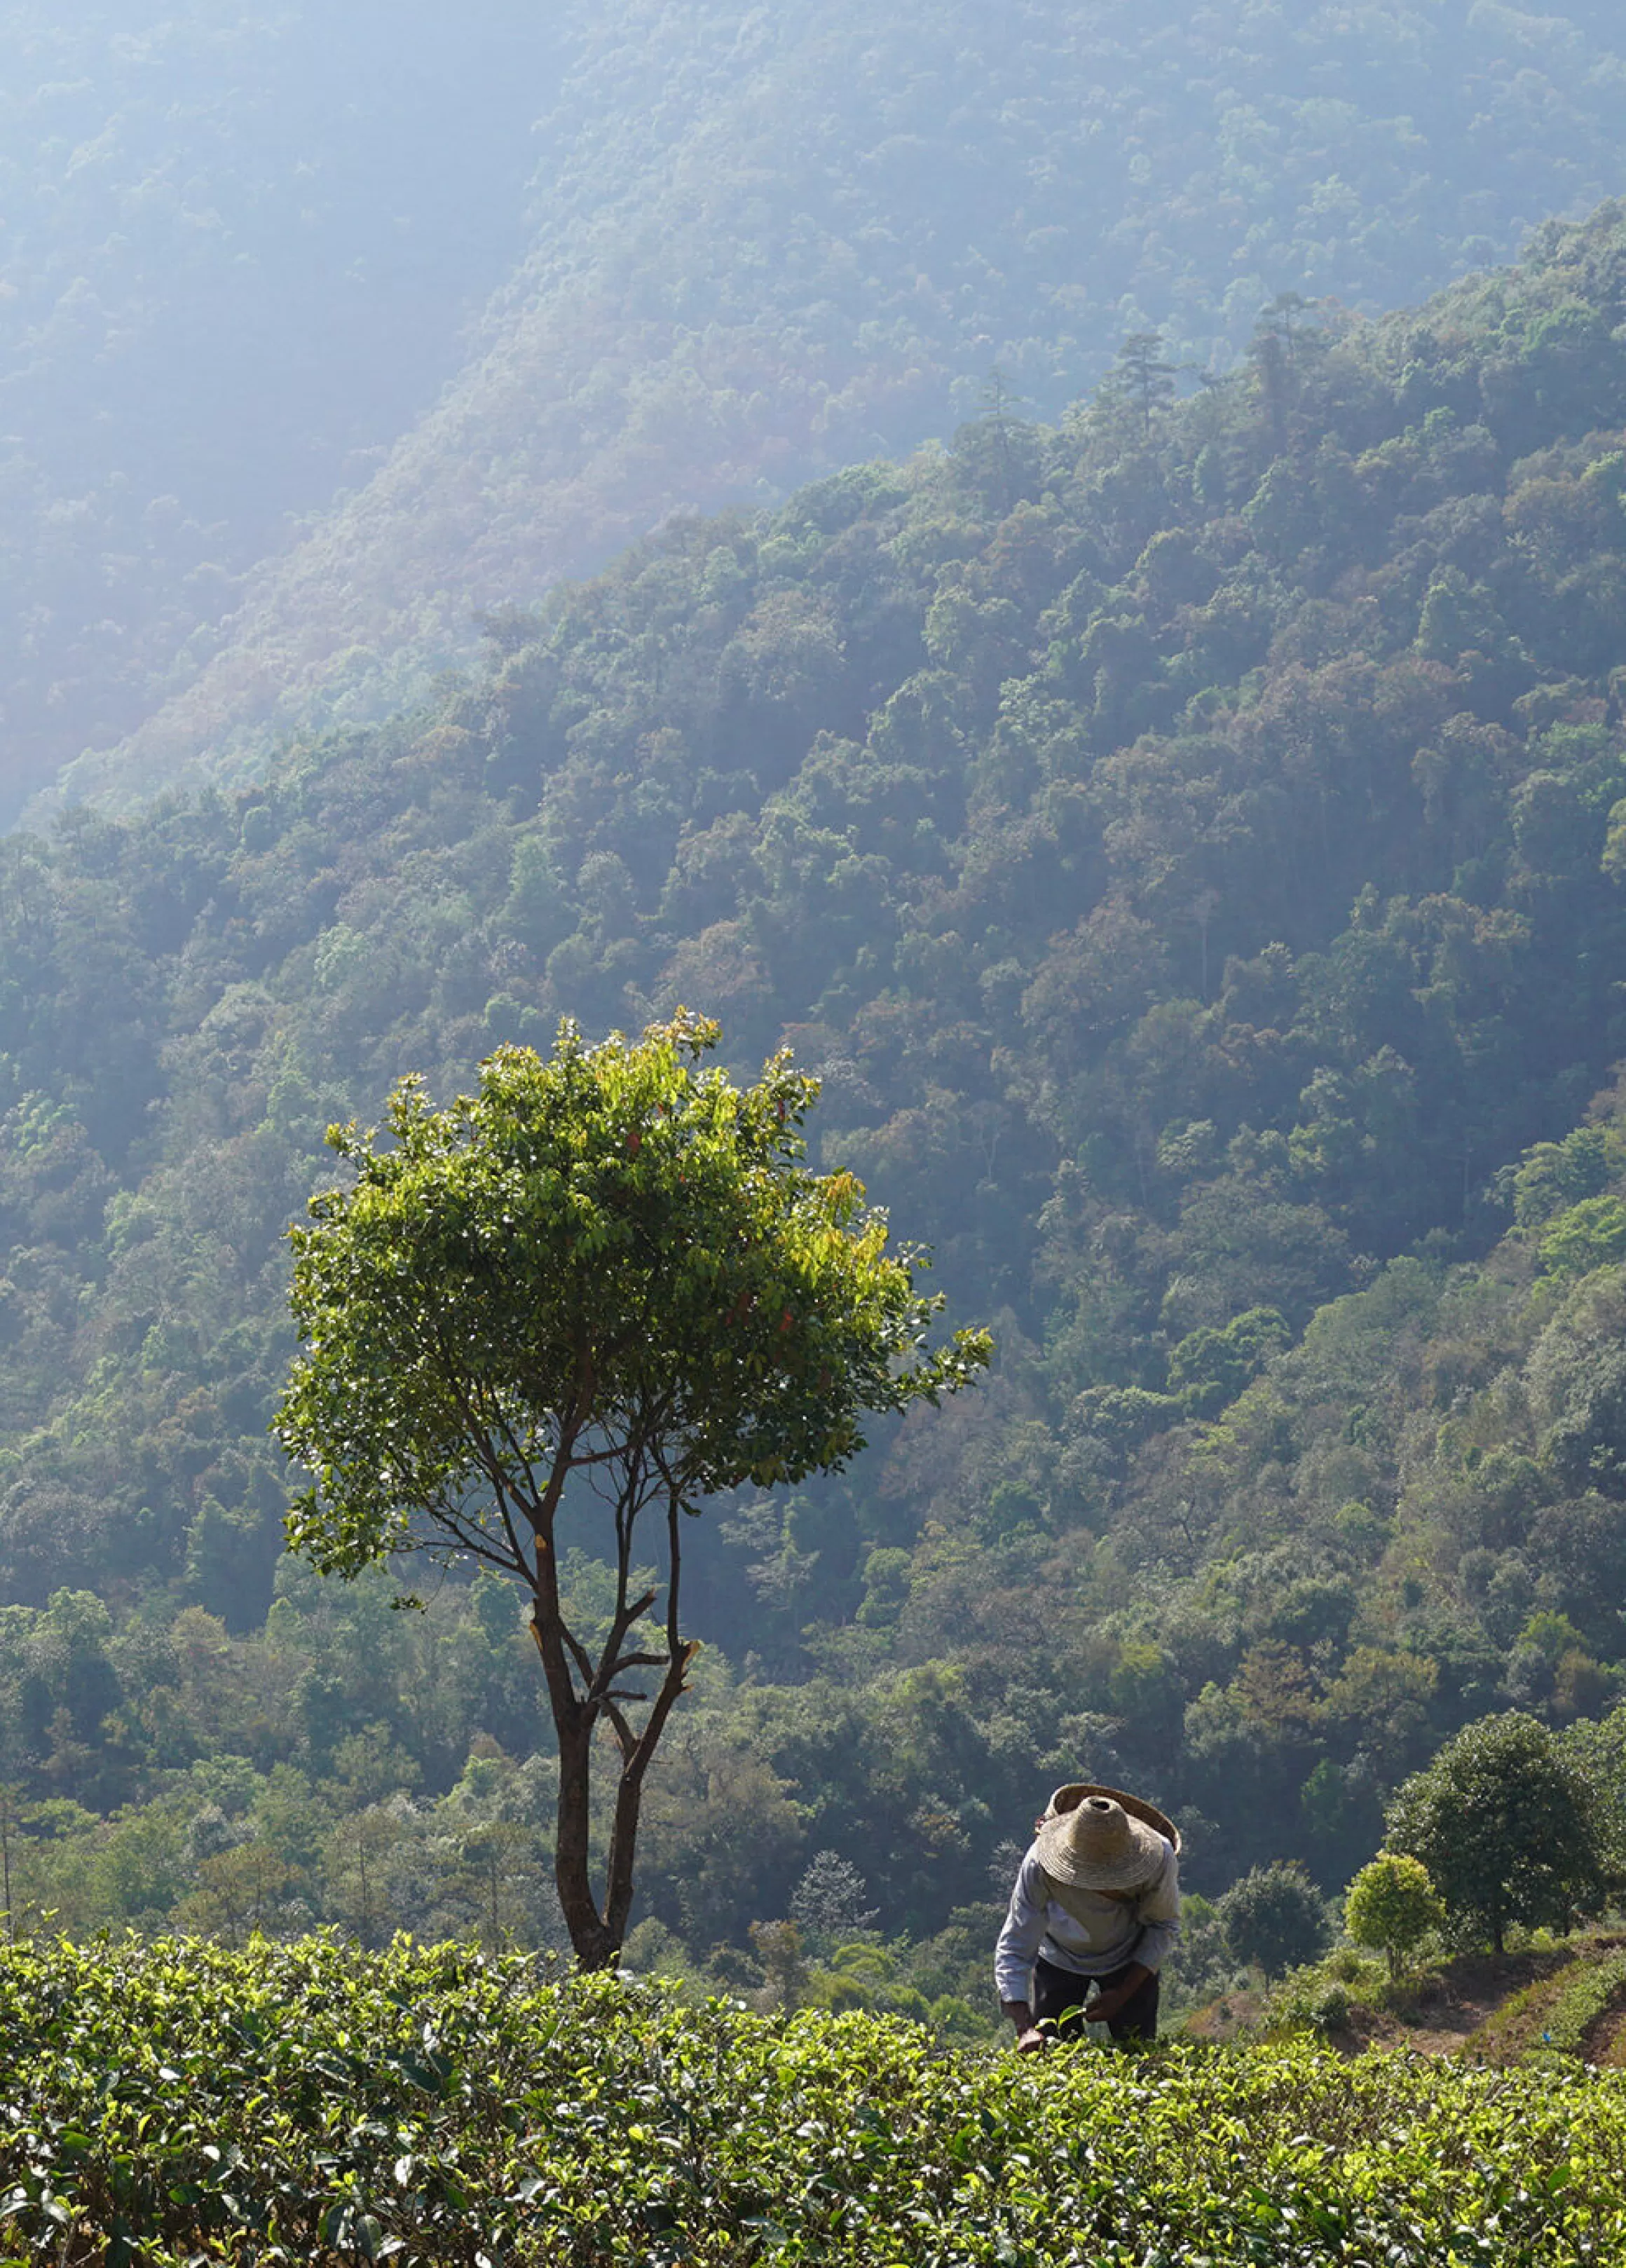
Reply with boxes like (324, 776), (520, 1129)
(561, 1624), (596, 1693)
(664, 1480), (683, 1676)
(404, 1499), (526, 1577)
(601, 1695), (638, 1761)
(409, 1530), (519, 1577)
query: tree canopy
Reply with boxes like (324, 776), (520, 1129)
(1345, 1853), (1444, 1981)
(1216, 1861), (1330, 1981)
(1386, 1714), (1606, 1954)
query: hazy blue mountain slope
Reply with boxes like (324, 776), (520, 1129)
(55, 0), (1626, 814)
(0, 0), (559, 821)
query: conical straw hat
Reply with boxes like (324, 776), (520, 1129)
(1034, 1784), (1177, 1890)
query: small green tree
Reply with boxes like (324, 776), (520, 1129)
(1561, 1698), (1626, 1883)
(1345, 1852), (1444, 1979)
(1105, 331), (1178, 439)
(1386, 1711), (1605, 1954)
(749, 1918), (809, 2013)
(275, 1013), (989, 1969)
(1217, 1861), (1330, 1979)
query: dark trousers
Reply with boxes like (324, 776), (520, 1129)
(1032, 1952), (1160, 2044)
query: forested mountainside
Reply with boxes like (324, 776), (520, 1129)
(11, 210), (1626, 1997)
(50, 0), (1626, 817)
(0, 0), (557, 824)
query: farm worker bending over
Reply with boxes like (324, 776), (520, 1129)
(996, 1784), (1182, 2048)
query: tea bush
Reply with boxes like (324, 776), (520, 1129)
(0, 1936), (1623, 2262)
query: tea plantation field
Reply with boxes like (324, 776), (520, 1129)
(0, 1935), (1620, 2264)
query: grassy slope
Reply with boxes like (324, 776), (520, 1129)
(1192, 1929), (1626, 2082)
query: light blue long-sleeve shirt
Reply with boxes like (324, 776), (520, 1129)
(994, 1838), (1182, 2005)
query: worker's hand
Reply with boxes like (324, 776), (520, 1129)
(1085, 1986), (1127, 2026)
(1016, 2024), (1051, 2054)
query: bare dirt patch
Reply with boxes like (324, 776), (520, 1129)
(1182, 1936), (1626, 2061)
(1383, 1948), (1570, 2056)
(1583, 2002), (1626, 2068)
(1182, 1990), (1264, 2043)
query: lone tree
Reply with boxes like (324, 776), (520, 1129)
(1385, 1711), (1605, 1955)
(1344, 1852), (1444, 1981)
(275, 1013), (989, 1968)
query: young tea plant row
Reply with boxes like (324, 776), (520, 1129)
(1544, 1951), (1626, 2060)
(0, 1934), (1622, 2264)
(1463, 1948), (1626, 2068)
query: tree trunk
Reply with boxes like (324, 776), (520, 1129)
(549, 1704), (618, 1969)
(521, 1459), (624, 1971)
(525, 1461), (696, 1972)
(529, 1584), (617, 1969)
(603, 1764), (646, 1955)
(601, 1637), (698, 1951)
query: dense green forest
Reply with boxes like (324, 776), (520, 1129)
(34, 0), (1626, 819)
(13, 205), (1626, 2007)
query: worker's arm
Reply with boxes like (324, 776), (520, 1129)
(994, 1850), (1051, 2049)
(1090, 1846), (1180, 2021)
(1077, 1960), (1151, 2025)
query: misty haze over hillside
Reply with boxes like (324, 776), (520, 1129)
(10, 0), (1626, 821)
(0, 0), (557, 824)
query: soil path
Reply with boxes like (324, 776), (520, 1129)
(1366, 1950), (1566, 2056)
(1578, 1967), (1626, 2068)
(1347, 1937), (1626, 2060)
